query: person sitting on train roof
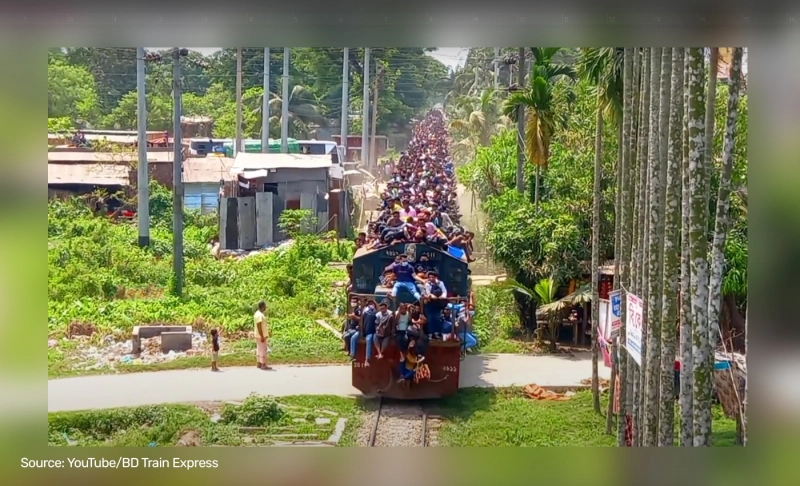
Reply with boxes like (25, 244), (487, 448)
(342, 297), (362, 354)
(355, 232), (367, 250)
(349, 300), (377, 366)
(384, 254), (422, 302)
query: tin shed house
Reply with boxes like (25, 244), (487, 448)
(219, 153), (341, 250)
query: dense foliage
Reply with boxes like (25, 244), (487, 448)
(48, 185), (355, 359)
(48, 47), (450, 137)
(458, 80), (618, 284)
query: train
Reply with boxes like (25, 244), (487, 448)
(348, 241), (472, 399)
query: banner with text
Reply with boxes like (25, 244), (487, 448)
(608, 289), (622, 338)
(625, 292), (644, 366)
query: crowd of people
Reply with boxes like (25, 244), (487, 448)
(342, 296), (477, 384)
(344, 111), (480, 382)
(355, 109), (475, 262)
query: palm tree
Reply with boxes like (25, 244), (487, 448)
(577, 47), (625, 417)
(707, 47), (745, 441)
(658, 48), (685, 446)
(642, 48), (672, 447)
(687, 47), (712, 447)
(679, 49), (694, 447)
(503, 48), (577, 206)
(252, 85), (327, 139)
(449, 89), (512, 163)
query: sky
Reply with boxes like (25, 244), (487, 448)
(146, 47), (469, 71)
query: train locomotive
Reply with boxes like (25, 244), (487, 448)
(348, 241), (472, 400)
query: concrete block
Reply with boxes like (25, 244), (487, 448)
(131, 325), (192, 353)
(161, 331), (193, 353)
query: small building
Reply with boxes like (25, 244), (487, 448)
(48, 162), (130, 199)
(219, 152), (348, 250)
(182, 157), (236, 213)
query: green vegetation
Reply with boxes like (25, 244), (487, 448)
(47, 185), (529, 376)
(48, 187), (355, 376)
(48, 48), (449, 137)
(433, 389), (737, 447)
(48, 390), (736, 447)
(48, 394), (363, 447)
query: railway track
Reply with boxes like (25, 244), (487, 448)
(367, 397), (429, 447)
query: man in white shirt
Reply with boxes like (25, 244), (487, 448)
(254, 300), (270, 370)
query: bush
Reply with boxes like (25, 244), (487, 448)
(220, 394), (285, 426)
(47, 186), (354, 339)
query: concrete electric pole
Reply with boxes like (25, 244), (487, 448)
(172, 48), (187, 296)
(136, 47), (149, 247)
(360, 48), (370, 168)
(340, 47), (349, 154)
(261, 48), (270, 152)
(515, 47), (526, 194)
(235, 48), (243, 156)
(370, 63), (382, 169)
(281, 47), (290, 153)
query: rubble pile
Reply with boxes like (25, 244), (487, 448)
(51, 331), (214, 371)
(212, 240), (296, 259)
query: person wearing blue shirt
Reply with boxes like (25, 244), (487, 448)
(385, 254), (422, 302)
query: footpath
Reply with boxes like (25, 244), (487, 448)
(48, 352), (609, 412)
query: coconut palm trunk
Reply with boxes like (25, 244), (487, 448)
(658, 48), (685, 446)
(708, 48), (744, 354)
(687, 47), (713, 447)
(679, 49), (694, 446)
(642, 47), (668, 447)
(591, 101), (603, 415)
(617, 48), (639, 445)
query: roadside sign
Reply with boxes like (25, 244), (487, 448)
(626, 293), (644, 366)
(609, 290), (622, 338)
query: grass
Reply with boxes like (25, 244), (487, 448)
(49, 395), (364, 447)
(48, 389), (740, 447)
(431, 388), (739, 447)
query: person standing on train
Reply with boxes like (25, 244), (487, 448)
(394, 303), (411, 362)
(350, 300), (377, 366)
(373, 301), (393, 360)
(423, 271), (448, 339)
(385, 254), (422, 302)
(342, 297), (362, 354)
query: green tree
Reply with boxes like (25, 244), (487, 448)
(48, 60), (100, 126)
(503, 48), (577, 204)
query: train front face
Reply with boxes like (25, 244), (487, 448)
(348, 242), (470, 399)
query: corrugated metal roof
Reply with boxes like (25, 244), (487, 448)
(183, 157), (236, 183)
(231, 153), (332, 173)
(48, 163), (130, 186)
(48, 151), (176, 163)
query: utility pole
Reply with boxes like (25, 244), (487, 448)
(172, 48), (186, 297)
(281, 47), (290, 153)
(261, 47), (270, 152)
(340, 47), (349, 154)
(136, 47), (149, 247)
(360, 48), (371, 169)
(494, 48), (500, 89)
(370, 62), (382, 169)
(515, 47), (526, 194)
(235, 48), (243, 157)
